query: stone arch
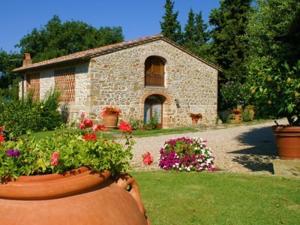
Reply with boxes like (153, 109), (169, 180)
(141, 91), (172, 128)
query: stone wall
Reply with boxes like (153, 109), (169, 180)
(90, 40), (218, 127)
(21, 63), (91, 121)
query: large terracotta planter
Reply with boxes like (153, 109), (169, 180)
(273, 126), (300, 159)
(103, 114), (119, 128)
(0, 167), (150, 225)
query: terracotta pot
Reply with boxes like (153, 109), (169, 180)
(103, 114), (118, 128)
(0, 167), (150, 225)
(273, 126), (300, 159)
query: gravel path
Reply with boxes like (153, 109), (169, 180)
(132, 120), (287, 175)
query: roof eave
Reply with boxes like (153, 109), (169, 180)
(13, 57), (90, 73)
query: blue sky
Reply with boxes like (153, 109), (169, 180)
(0, 0), (219, 52)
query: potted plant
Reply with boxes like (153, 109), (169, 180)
(100, 106), (121, 128)
(244, 0), (300, 159)
(0, 118), (150, 225)
(230, 107), (242, 123)
(189, 113), (202, 125)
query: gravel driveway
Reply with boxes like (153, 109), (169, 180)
(132, 120), (287, 175)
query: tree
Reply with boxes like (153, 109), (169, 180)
(183, 9), (196, 49)
(160, 0), (182, 44)
(0, 51), (22, 99)
(17, 15), (124, 62)
(209, 0), (252, 109)
(194, 12), (209, 47)
(245, 0), (300, 125)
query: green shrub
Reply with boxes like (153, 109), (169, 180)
(144, 114), (159, 130)
(242, 105), (255, 122)
(129, 118), (144, 130)
(0, 91), (63, 138)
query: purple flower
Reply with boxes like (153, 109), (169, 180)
(6, 149), (21, 158)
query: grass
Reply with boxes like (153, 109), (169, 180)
(28, 118), (273, 140)
(132, 171), (300, 225)
(29, 127), (199, 140)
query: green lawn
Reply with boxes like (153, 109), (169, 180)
(29, 127), (199, 140)
(132, 171), (300, 225)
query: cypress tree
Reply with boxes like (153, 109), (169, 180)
(160, 0), (182, 44)
(183, 9), (196, 49)
(209, 0), (252, 109)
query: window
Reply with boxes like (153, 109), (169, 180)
(145, 56), (165, 87)
(54, 68), (75, 102)
(26, 73), (40, 100)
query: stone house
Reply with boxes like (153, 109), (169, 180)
(14, 35), (220, 128)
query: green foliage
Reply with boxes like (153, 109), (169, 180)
(242, 105), (255, 122)
(209, 0), (252, 109)
(129, 118), (144, 130)
(245, 0), (300, 125)
(160, 0), (182, 44)
(0, 91), (63, 137)
(183, 10), (210, 59)
(144, 115), (159, 130)
(0, 50), (22, 99)
(0, 129), (133, 182)
(17, 15), (124, 62)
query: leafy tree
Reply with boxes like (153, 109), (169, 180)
(160, 0), (182, 44)
(0, 50), (22, 99)
(209, 0), (252, 109)
(17, 15), (124, 62)
(245, 0), (300, 125)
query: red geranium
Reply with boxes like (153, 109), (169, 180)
(79, 123), (85, 130)
(83, 118), (93, 128)
(0, 135), (5, 143)
(118, 121), (132, 133)
(83, 133), (97, 141)
(93, 124), (107, 132)
(51, 152), (60, 166)
(142, 152), (153, 165)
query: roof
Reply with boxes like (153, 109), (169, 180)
(13, 34), (221, 72)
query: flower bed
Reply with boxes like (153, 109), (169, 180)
(159, 137), (215, 172)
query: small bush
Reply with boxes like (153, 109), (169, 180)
(242, 105), (255, 122)
(129, 118), (144, 130)
(0, 91), (63, 138)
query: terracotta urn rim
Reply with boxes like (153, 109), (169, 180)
(0, 167), (111, 200)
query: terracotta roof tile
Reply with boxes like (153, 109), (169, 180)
(13, 34), (221, 72)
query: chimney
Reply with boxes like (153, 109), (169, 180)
(23, 53), (32, 66)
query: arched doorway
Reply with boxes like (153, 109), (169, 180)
(144, 95), (166, 128)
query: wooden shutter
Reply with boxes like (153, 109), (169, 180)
(54, 68), (75, 102)
(145, 57), (165, 86)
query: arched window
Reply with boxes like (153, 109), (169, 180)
(145, 56), (165, 87)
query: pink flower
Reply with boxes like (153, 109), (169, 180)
(93, 124), (107, 132)
(83, 118), (93, 128)
(51, 152), (60, 166)
(79, 123), (85, 130)
(142, 152), (153, 165)
(118, 120), (132, 133)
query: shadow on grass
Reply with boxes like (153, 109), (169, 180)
(230, 126), (278, 173)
